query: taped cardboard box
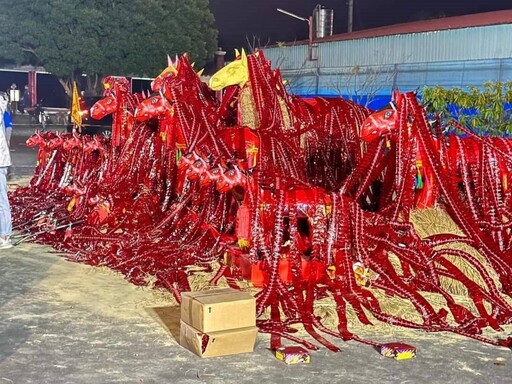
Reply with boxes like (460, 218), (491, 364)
(181, 288), (255, 332)
(180, 320), (258, 357)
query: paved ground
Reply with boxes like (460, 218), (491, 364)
(1, 117), (510, 383)
(0, 239), (511, 384)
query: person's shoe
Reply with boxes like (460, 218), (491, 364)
(0, 238), (13, 249)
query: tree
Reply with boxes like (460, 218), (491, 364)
(422, 82), (512, 136)
(0, 0), (218, 96)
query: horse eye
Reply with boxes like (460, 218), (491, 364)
(228, 171), (235, 176)
(152, 98), (158, 104)
(106, 99), (112, 105)
(384, 111), (392, 118)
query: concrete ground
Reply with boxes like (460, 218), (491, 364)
(1, 116), (510, 383)
(0, 239), (510, 384)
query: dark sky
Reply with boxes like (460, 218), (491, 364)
(209, 0), (512, 60)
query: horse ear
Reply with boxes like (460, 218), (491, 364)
(395, 91), (404, 107)
(220, 158), (228, 169)
(241, 48), (247, 62)
(167, 54), (172, 67)
(196, 68), (204, 77)
(392, 88), (403, 106)
(235, 49), (240, 58)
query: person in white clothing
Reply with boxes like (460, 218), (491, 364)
(0, 91), (12, 249)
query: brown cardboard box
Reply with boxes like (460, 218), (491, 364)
(181, 288), (255, 332)
(180, 320), (258, 357)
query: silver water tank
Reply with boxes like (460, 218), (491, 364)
(314, 5), (334, 38)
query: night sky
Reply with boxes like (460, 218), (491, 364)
(209, 0), (512, 60)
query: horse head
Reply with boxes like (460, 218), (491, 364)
(186, 154), (210, 181)
(152, 55), (179, 95)
(177, 151), (200, 172)
(26, 130), (45, 148)
(216, 161), (247, 193)
(151, 54), (207, 104)
(102, 76), (130, 96)
(360, 90), (425, 142)
(90, 95), (116, 120)
(199, 163), (223, 187)
(209, 49), (249, 91)
(62, 132), (82, 152)
(47, 132), (64, 150)
(134, 94), (172, 122)
(360, 103), (398, 142)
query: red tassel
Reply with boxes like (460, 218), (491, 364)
(236, 205), (251, 241)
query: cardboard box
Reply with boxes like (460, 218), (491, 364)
(180, 320), (258, 357)
(181, 288), (255, 332)
(275, 346), (311, 364)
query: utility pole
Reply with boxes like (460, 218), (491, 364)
(348, 0), (354, 33)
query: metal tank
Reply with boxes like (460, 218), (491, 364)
(313, 5), (334, 38)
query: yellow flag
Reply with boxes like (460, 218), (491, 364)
(71, 81), (82, 130)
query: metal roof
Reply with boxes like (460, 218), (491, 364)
(272, 10), (512, 47)
(263, 23), (512, 69)
(317, 10), (512, 43)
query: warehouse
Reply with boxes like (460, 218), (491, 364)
(262, 10), (512, 109)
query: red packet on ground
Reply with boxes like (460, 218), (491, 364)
(275, 346), (311, 364)
(380, 343), (416, 360)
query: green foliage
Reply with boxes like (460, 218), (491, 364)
(0, 0), (218, 95)
(422, 82), (512, 136)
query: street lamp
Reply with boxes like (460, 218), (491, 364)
(276, 8), (314, 61)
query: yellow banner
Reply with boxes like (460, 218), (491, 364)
(71, 81), (82, 129)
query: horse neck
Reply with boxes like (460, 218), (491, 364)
(244, 56), (295, 131)
(238, 83), (260, 129)
(169, 87), (214, 154)
(125, 93), (142, 113)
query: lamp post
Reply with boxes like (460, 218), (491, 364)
(276, 8), (314, 61)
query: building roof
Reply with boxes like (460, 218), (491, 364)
(295, 10), (512, 45)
